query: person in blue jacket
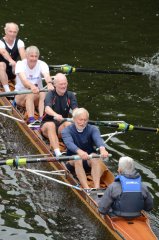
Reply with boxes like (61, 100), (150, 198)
(98, 156), (153, 218)
(61, 108), (109, 189)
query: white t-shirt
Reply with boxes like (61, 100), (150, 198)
(0, 39), (25, 49)
(15, 59), (49, 91)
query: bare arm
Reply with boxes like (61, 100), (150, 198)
(42, 72), (54, 91)
(18, 47), (26, 60)
(0, 48), (16, 65)
(45, 106), (63, 121)
(99, 146), (109, 158)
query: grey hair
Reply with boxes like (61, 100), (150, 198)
(26, 46), (40, 57)
(118, 156), (135, 174)
(4, 22), (19, 32)
(54, 73), (67, 85)
(72, 108), (89, 119)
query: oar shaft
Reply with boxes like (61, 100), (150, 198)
(49, 64), (142, 76)
(75, 68), (142, 75)
(0, 89), (48, 97)
(133, 126), (159, 132)
(88, 121), (159, 133)
(0, 154), (110, 167)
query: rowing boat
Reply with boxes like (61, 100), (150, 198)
(0, 94), (157, 240)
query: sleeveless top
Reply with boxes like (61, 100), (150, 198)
(0, 38), (19, 64)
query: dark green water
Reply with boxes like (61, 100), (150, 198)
(0, 0), (159, 239)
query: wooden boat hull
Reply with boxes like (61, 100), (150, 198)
(0, 96), (157, 240)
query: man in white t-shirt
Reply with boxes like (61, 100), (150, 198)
(15, 45), (54, 124)
(0, 22), (26, 92)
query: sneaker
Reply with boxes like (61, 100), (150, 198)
(28, 116), (35, 123)
(38, 117), (42, 121)
(60, 151), (67, 156)
(12, 99), (17, 108)
(28, 120), (41, 130)
(51, 151), (67, 158)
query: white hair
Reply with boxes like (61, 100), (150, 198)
(118, 156), (135, 174)
(72, 108), (89, 119)
(4, 22), (19, 32)
(26, 46), (40, 57)
(54, 73), (67, 85)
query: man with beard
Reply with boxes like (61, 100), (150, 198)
(62, 108), (109, 189)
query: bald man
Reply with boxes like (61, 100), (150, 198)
(0, 22), (26, 92)
(41, 73), (78, 157)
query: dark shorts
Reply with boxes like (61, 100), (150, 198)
(40, 119), (66, 134)
(0, 60), (15, 80)
(6, 66), (16, 80)
(66, 160), (91, 174)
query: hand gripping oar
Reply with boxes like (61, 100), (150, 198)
(0, 154), (112, 168)
(88, 120), (159, 133)
(49, 64), (142, 76)
(0, 89), (48, 98)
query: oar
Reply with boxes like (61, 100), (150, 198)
(0, 154), (111, 167)
(49, 64), (142, 76)
(88, 120), (159, 133)
(0, 89), (48, 98)
(54, 118), (159, 134)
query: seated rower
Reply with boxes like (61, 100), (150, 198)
(0, 22), (26, 92)
(41, 73), (78, 157)
(98, 156), (153, 218)
(14, 46), (54, 124)
(61, 108), (109, 189)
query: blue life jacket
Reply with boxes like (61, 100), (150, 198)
(112, 175), (144, 217)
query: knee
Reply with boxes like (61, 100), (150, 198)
(63, 121), (71, 128)
(90, 158), (101, 167)
(15, 96), (25, 106)
(42, 122), (56, 133)
(74, 160), (83, 168)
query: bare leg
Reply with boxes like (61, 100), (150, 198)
(25, 93), (35, 117)
(15, 94), (26, 107)
(70, 160), (90, 189)
(38, 92), (46, 117)
(58, 121), (72, 137)
(89, 158), (104, 188)
(0, 62), (8, 85)
(41, 122), (60, 150)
